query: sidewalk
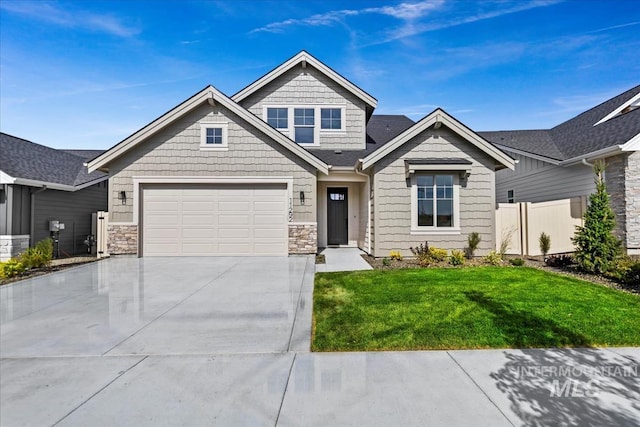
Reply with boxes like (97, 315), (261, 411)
(315, 247), (373, 272)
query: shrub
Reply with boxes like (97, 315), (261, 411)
(483, 251), (503, 266)
(19, 238), (53, 269)
(572, 161), (621, 274)
(465, 232), (481, 259)
(622, 262), (640, 286)
(389, 250), (403, 261)
(382, 257), (391, 267)
(498, 228), (515, 259)
(0, 259), (26, 279)
(410, 242), (429, 258)
(509, 258), (525, 266)
(428, 247), (448, 262)
(545, 254), (575, 268)
(539, 232), (551, 257)
(449, 250), (465, 266)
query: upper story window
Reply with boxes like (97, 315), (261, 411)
(294, 108), (315, 144)
(263, 105), (346, 146)
(267, 108), (288, 129)
(321, 108), (342, 130)
(199, 122), (228, 150)
(507, 189), (515, 203)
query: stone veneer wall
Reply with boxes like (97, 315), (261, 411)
(625, 151), (640, 252)
(107, 225), (138, 255)
(0, 235), (30, 261)
(289, 223), (317, 254)
(606, 155), (627, 244)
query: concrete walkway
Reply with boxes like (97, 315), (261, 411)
(1, 258), (639, 426)
(315, 247), (373, 272)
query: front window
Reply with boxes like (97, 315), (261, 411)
(294, 108), (315, 143)
(267, 108), (288, 129)
(321, 108), (342, 130)
(199, 122), (228, 150)
(414, 174), (456, 230)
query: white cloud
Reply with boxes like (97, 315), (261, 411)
(0, 1), (140, 37)
(250, 0), (444, 34)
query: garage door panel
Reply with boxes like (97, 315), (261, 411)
(143, 184), (287, 256)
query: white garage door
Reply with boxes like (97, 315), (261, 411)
(142, 184), (288, 256)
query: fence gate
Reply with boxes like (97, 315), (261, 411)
(96, 211), (109, 258)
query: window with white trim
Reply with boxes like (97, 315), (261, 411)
(262, 105), (345, 145)
(412, 173), (459, 232)
(199, 123), (228, 150)
(294, 108), (315, 143)
(321, 108), (342, 130)
(267, 108), (288, 129)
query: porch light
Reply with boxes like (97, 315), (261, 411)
(118, 191), (127, 204)
(300, 191), (305, 205)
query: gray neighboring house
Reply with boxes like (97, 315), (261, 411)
(88, 51), (514, 258)
(0, 133), (108, 260)
(480, 85), (640, 255)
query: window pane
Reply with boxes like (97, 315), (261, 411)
(267, 108), (287, 128)
(417, 175), (433, 187)
(295, 127), (314, 143)
(206, 127), (222, 144)
(436, 175), (453, 186)
(294, 108), (314, 125)
(320, 108), (341, 129)
(437, 200), (453, 227)
(418, 200), (433, 226)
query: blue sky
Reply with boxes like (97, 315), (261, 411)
(1, 0), (639, 149)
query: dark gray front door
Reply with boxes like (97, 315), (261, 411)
(327, 188), (348, 245)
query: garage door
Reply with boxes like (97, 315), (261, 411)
(142, 184), (288, 256)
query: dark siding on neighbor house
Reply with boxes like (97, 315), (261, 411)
(0, 185), (31, 235)
(32, 182), (108, 256)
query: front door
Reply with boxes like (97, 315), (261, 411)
(327, 187), (348, 245)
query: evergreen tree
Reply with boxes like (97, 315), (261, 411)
(572, 161), (621, 273)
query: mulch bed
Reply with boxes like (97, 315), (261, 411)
(361, 254), (640, 295)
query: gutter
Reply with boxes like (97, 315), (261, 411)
(560, 145), (623, 166)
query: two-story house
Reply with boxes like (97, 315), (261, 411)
(88, 51), (514, 258)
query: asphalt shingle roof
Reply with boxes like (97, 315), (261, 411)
(0, 133), (107, 187)
(479, 85), (640, 161)
(309, 114), (415, 166)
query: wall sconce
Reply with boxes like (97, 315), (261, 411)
(299, 191), (305, 205)
(118, 190), (127, 205)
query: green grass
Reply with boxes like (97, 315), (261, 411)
(312, 267), (640, 351)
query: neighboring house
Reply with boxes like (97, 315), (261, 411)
(0, 133), (108, 260)
(88, 51), (514, 258)
(480, 85), (640, 255)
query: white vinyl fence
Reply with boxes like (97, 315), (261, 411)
(496, 197), (586, 256)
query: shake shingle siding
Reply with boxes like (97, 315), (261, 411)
(108, 103), (317, 224)
(372, 128), (496, 257)
(238, 64), (367, 150)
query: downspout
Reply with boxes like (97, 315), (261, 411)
(354, 160), (371, 255)
(30, 186), (47, 247)
(581, 159), (595, 168)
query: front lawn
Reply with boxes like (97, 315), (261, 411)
(312, 267), (640, 351)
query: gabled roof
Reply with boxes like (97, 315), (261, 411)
(0, 133), (107, 191)
(87, 86), (329, 175)
(361, 109), (515, 171)
(231, 51), (378, 116)
(309, 115), (414, 166)
(479, 84), (640, 162)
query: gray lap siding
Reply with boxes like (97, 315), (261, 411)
(372, 128), (497, 257)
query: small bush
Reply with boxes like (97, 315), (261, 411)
(0, 259), (27, 279)
(483, 251), (503, 266)
(539, 232), (551, 257)
(545, 254), (575, 268)
(449, 250), (465, 266)
(19, 238), (53, 269)
(622, 262), (640, 286)
(410, 242), (429, 258)
(465, 232), (481, 259)
(428, 247), (448, 262)
(509, 258), (525, 266)
(389, 250), (403, 261)
(35, 238), (53, 262)
(382, 257), (391, 267)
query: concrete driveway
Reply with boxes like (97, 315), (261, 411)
(2, 257), (639, 426)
